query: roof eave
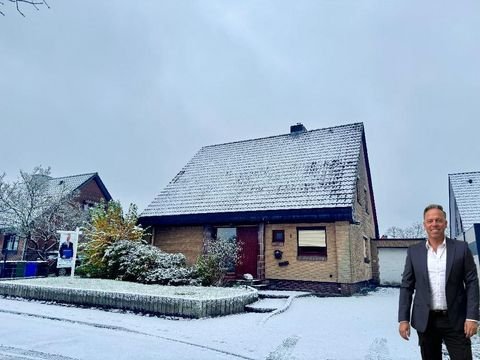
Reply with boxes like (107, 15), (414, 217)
(139, 207), (354, 227)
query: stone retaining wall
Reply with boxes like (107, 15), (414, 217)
(0, 282), (258, 318)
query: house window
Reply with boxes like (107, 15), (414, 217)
(364, 187), (369, 214)
(297, 227), (327, 258)
(272, 230), (285, 244)
(363, 235), (369, 261)
(2, 234), (19, 253)
(83, 200), (96, 212)
(356, 177), (361, 203)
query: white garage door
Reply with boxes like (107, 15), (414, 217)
(378, 248), (408, 286)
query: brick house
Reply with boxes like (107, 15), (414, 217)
(0, 172), (112, 261)
(140, 123), (379, 295)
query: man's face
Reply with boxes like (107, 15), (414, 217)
(423, 208), (447, 239)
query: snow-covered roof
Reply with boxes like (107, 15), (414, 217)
(46, 173), (98, 197)
(449, 171), (480, 231)
(142, 123), (365, 217)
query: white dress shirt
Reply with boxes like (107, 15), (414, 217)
(426, 238), (448, 310)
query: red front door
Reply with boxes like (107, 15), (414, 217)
(236, 226), (259, 278)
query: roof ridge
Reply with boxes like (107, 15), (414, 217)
(202, 122), (364, 150)
(50, 172), (97, 181)
(448, 171), (480, 177)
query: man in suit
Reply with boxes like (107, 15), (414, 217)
(398, 204), (479, 359)
(59, 233), (74, 259)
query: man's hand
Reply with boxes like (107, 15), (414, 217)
(399, 321), (410, 340)
(464, 320), (478, 338)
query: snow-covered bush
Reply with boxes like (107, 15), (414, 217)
(195, 236), (242, 286)
(103, 240), (196, 285)
(79, 200), (146, 277)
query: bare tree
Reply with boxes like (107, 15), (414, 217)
(384, 222), (426, 239)
(0, 0), (50, 17)
(403, 222), (426, 238)
(0, 166), (87, 260)
(384, 226), (406, 239)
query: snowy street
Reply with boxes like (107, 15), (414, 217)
(0, 288), (461, 360)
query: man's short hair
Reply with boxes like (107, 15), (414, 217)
(423, 204), (447, 219)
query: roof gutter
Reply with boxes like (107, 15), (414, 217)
(139, 207), (353, 227)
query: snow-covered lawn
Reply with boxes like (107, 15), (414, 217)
(0, 282), (478, 359)
(2, 277), (249, 299)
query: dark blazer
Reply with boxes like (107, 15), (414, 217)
(398, 238), (479, 333)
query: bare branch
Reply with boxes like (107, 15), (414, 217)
(0, 166), (88, 260)
(1, 0), (50, 17)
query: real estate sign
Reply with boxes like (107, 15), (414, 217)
(56, 229), (80, 276)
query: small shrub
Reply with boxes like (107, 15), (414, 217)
(195, 236), (242, 286)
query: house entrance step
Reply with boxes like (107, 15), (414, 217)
(258, 290), (310, 299)
(245, 290), (311, 313)
(244, 297), (287, 313)
(234, 279), (269, 290)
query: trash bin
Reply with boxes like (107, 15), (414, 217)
(15, 262), (26, 278)
(37, 261), (49, 277)
(25, 262), (37, 277)
(5, 262), (16, 278)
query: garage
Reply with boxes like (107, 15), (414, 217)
(378, 247), (408, 286)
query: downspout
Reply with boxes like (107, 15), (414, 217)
(150, 226), (156, 246)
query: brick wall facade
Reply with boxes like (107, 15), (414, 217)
(350, 142), (376, 283)
(267, 278), (373, 295)
(77, 179), (109, 205)
(153, 226), (204, 265)
(265, 222), (339, 282)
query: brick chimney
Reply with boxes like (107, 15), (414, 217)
(290, 123), (307, 134)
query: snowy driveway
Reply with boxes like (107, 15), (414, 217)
(0, 288), (478, 359)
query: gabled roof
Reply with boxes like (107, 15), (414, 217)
(47, 173), (95, 196)
(47, 172), (112, 201)
(449, 171), (480, 231)
(142, 123), (367, 220)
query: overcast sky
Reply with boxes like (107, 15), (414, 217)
(1, 1), (479, 235)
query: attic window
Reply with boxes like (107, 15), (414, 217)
(58, 180), (64, 185)
(364, 187), (369, 214)
(468, 179), (473, 184)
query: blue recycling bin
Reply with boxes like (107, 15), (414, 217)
(25, 262), (37, 277)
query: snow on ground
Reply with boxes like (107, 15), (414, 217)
(0, 284), (478, 359)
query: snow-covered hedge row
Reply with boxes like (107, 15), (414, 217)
(0, 280), (258, 318)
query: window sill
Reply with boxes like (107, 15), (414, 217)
(297, 255), (327, 261)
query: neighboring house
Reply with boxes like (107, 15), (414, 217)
(370, 237), (423, 286)
(0, 172), (112, 261)
(140, 123), (379, 295)
(449, 171), (480, 269)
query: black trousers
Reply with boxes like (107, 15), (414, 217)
(417, 311), (472, 360)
